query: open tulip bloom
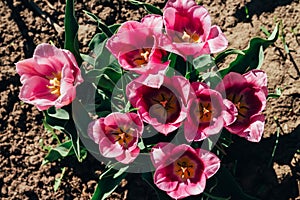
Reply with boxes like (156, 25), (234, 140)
(150, 143), (220, 199)
(16, 43), (83, 111)
(88, 112), (143, 164)
(15, 0), (278, 199)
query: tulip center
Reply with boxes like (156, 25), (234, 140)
(47, 72), (61, 96)
(182, 30), (201, 43)
(174, 156), (196, 181)
(174, 29), (201, 43)
(110, 127), (134, 149)
(146, 86), (181, 123)
(228, 94), (249, 120)
(195, 102), (213, 123)
(133, 48), (151, 66)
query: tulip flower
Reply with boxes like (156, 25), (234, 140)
(150, 143), (220, 199)
(160, 0), (228, 59)
(106, 14), (169, 74)
(16, 43), (83, 111)
(215, 70), (268, 142)
(184, 82), (237, 141)
(126, 74), (191, 135)
(88, 112), (143, 164)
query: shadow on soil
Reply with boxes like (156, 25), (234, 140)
(224, 124), (300, 200)
(234, 0), (294, 22)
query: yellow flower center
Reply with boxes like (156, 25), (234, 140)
(174, 29), (201, 43)
(195, 102), (213, 123)
(174, 156), (196, 180)
(228, 94), (249, 120)
(133, 48), (151, 66)
(110, 127), (134, 149)
(47, 72), (61, 96)
(146, 86), (180, 123)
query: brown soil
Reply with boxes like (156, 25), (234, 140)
(0, 0), (299, 199)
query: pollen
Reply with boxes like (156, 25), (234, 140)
(47, 72), (61, 96)
(174, 156), (196, 180)
(197, 102), (213, 123)
(181, 30), (201, 43)
(133, 48), (151, 67)
(111, 127), (133, 149)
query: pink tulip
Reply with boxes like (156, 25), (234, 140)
(150, 143), (220, 199)
(215, 70), (268, 142)
(126, 74), (191, 135)
(184, 82), (237, 141)
(160, 0), (228, 59)
(88, 112), (143, 164)
(106, 14), (169, 74)
(15, 43), (83, 111)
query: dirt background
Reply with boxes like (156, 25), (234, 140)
(0, 0), (299, 199)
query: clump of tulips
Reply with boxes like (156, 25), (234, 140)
(16, 0), (278, 199)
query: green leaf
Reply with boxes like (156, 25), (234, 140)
(260, 26), (271, 37)
(193, 54), (216, 72)
(54, 167), (66, 192)
(219, 23), (279, 77)
(89, 33), (107, 50)
(64, 0), (82, 65)
(63, 120), (86, 162)
(71, 99), (92, 139)
(129, 0), (163, 15)
(165, 53), (177, 77)
(84, 10), (114, 37)
(267, 87), (281, 99)
(92, 164), (129, 200)
(214, 49), (245, 64)
(42, 140), (74, 165)
(201, 71), (223, 89)
(44, 108), (69, 130)
(47, 107), (70, 120)
(85, 36), (117, 69)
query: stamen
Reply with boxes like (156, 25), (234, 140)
(47, 72), (61, 96)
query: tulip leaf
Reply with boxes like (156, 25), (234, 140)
(64, 0), (82, 65)
(71, 99), (92, 139)
(201, 71), (223, 89)
(44, 107), (69, 130)
(63, 119), (88, 162)
(92, 164), (129, 200)
(214, 49), (245, 64)
(219, 23), (279, 77)
(54, 167), (66, 192)
(193, 54), (216, 72)
(89, 33), (107, 52)
(87, 37), (117, 69)
(42, 140), (74, 165)
(267, 87), (282, 99)
(44, 107), (87, 162)
(84, 10), (114, 37)
(129, 0), (163, 15)
(47, 107), (70, 120)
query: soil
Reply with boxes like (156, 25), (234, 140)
(0, 0), (299, 199)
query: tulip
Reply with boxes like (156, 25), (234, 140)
(215, 70), (268, 142)
(88, 112), (143, 164)
(184, 82), (236, 141)
(16, 43), (83, 110)
(106, 14), (169, 74)
(160, 0), (228, 59)
(126, 74), (191, 135)
(150, 142), (220, 199)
